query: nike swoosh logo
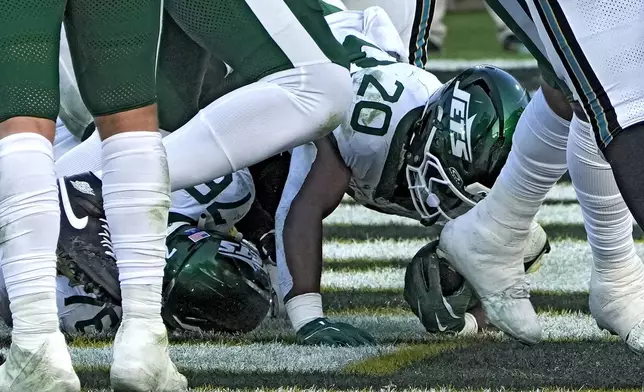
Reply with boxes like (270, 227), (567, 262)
(435, 314), (447, 332)
(442, 296), (460, 319)
(59, 178), (88, 230)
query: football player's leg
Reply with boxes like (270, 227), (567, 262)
(567, 115), (644, 353)
(342, 0), (435, 67)
(162, 0), (352, 190)
(64, 0), (186, 390)
(0, 0), (80, 389)
(526, 1), (644, 227)
(58, 26), (95, 143)
(53, 118), (85, 160)
(275, 139), (373, 345)
(55, 129), (103, 176)
(438, 84), (571, 344)
(426, 0), (446, 52)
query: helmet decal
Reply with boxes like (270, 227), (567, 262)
(218, 239), (262, 272)
(447, 81), (476, 163)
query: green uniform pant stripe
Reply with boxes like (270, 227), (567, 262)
(246, 0), (330, 67)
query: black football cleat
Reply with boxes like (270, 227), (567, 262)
(57, 172), (121, 304)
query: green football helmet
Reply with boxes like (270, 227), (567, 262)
(405, 65), (530, 225)
(404, 240), (475, 334)
(162, 222), (273, 333)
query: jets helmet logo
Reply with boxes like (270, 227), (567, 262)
(448, 82), (476, 162)
(219, 240), (262, 271)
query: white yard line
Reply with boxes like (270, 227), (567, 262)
(325, 203), (596, 226)
(321, 240), (616, 292)
(425, 58), (538, 71)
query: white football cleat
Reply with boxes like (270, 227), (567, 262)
(590, 254), (644, 354)
(110, 318), (188, 392)
(0, 331), (80, 392)
(437, 204), (542, 345)
(523, 221), (551, 273)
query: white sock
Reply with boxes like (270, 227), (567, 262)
(164, 63), (351, 191)
(483, 88), (570, 231)
(567, 115), (637, 267)
(0, 133), (60, 349)
(102, 131), (169, 320)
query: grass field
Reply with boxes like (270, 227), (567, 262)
(11, 176), (643, 391)
(434, 11), (533, 60)
(425, 10), (541, 92)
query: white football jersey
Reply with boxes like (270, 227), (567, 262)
(0, 270), (121, 334)
(170, 168), (255, 233)
(324, 5), (410, 71)
(56, 275), (122, 334)
(325, 10), (443, 218)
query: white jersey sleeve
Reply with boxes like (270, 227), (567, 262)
(170, 169), (255, 233)
(324, 6), (409, 69)
(333, 62), (443, 218)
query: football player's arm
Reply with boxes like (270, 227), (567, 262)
(276, 136), (350, 302)
(275, 137), (376, 346)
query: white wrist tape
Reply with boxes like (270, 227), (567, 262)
(286, 293), (324, 332)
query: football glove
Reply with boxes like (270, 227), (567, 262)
(404, 240), (474, 334)
(296, 318), (376, 346)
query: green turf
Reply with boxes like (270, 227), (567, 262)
(72, 340), (644, 389)
(434, 11), (533, 60)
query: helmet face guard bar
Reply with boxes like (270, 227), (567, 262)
(406, 124), (490, 223)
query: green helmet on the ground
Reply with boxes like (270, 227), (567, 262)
(405, 65), (529, 225)
(162, 223), (272, 333)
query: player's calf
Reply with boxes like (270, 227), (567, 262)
(0, 133), (80, 390)
(568, 115), (644, 354)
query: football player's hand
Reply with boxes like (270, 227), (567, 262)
(296, 318), (376, 346)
